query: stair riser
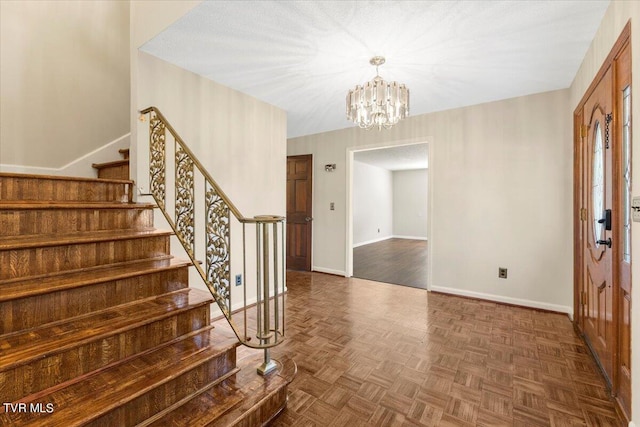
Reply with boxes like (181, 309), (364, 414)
(0, 176), (131, 203)
(0, 208), (154, 237)
(95, 351), (237, 427)
(0, 236), (170, 280)
(97, 164), (129, 181)
(1, 267), (189, 334)
(227, 387), (288, 427)
(1, 305), (211, 402)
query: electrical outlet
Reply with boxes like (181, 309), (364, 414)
(498, 268), (508, 279)
(235, 274), (242, 286)
(330, 202), (335, 210)
(633, 197), (640, 222)
(378, 228), (380, 233)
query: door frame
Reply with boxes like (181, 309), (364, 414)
(345, 140), (433, 291)
(573, 20), (631, 422)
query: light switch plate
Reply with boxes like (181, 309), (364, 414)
(632, 197), (640, 222)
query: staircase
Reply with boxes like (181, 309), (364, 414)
(0, 170), (293, 426)
(92, 148), (130, 180)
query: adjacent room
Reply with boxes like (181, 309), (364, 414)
(352, 144), (428, 288)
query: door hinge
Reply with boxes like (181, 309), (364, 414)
(580, 208), (587, 221)
(581, 291), (587, 306)
(580, 125), (588, 139)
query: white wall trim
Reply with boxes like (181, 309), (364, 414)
(0, 133), (130, 177)
(628, 422), (636, 427)
(393, 235), (428, 241)
(352, 235), (428, 248)
(211, 296), (258, 319)
(313, 266), (347, 277)
(431, 285), (573, 317)
(352, 235), (393, 248)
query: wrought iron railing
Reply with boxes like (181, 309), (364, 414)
(140, 106), (285, 375)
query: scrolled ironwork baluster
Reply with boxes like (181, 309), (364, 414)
(205, 181), (231, 315)
(175, 144), (195, 257)
(149, 114), (166, 209)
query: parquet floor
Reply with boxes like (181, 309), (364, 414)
(353, 238), (428, 289)
(237, 271), (623, 426)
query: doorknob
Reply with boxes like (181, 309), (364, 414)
(597, 238), (612, 248)
(305, 217), (314, 222)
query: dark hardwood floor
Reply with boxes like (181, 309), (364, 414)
(353, 238), (428, 289)
(234, 271), (623, 426)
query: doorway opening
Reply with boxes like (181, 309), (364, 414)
(348, 143), (429, 289)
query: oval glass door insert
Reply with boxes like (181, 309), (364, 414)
(592, 120), (604, 247)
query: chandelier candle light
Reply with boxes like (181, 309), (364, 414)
(346, 56), (410, 130)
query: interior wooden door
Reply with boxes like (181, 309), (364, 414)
(581, 66), (614, 385)
(286, 155), (312, 271)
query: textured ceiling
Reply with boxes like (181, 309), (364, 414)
(141, 0), (609, 138)
(355, 144), (428, 171)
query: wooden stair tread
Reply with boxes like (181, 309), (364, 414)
(119, 148), (130, 159)
(0, 170), (292, 425)
(0, 172), (133, 184)
(143, 377), (244, 427)
(0, 228), (171, 250)
(0, 256), (191, 302)
(1, 328), (239, 427)
(149, 353), (296, 427)
(92, 159), (129, 169)
(0, 288), (213, 372)
(0, 201), (155, 210)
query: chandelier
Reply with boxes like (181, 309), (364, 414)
(346, 56), (410, 130)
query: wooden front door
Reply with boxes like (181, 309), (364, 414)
(614, 38), (632, 419)
(580, 66), (614, 383)
(574, 22), (631, 421)
(286, 155), (312, 271)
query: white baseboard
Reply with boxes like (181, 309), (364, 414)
(430, 285), (573, 317)
(312, 266), (347, 277)
(210, 296), (258, 318)
(353, 235), (428, 248)
(0, 134), (130, 178)
(352, 236), (393, 248)
(393, 235), (428, 241)
(629, 422), (636, 427)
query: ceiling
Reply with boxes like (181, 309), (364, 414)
(140, 0), (609, 139)
(355, 144), (428, 171)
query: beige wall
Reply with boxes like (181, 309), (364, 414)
(393, 169), (428, 239)
(136, 51), (287, 309)
(136, 52), (286, 217)
(569, 1), (639, 423)
(288, 89), (573, 313)
(129, 0), (202, 189)
(353, 161), (394, 245)
(0, 0), (130, 170)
